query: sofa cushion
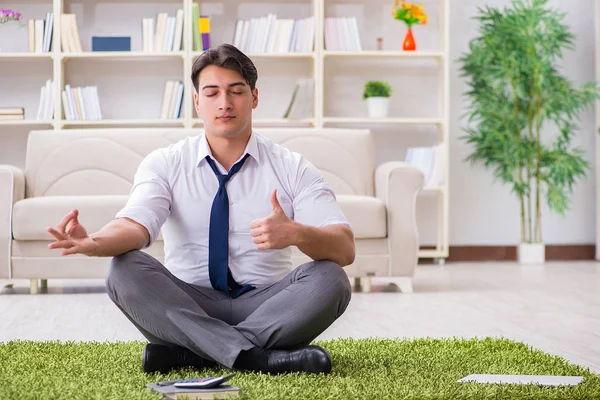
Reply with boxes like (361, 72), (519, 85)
(12, 195), (386, 241)
(12, 196), (130, 241)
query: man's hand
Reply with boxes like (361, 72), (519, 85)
(250, 189), (296, 250)
(47, 209), (100, 256)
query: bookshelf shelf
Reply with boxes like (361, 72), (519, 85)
(0, 0), (449, 261)
(323, 117), (444, 125)
(0, 120), (53, 126)
(59, 119), (185, 127)
(192, 118), (314, 127)
(0, 53), (53, 60)
(61, 52), (185, 60)
(323, 51), (444, 59)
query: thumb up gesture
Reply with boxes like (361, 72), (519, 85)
(250, 189), (296, 250)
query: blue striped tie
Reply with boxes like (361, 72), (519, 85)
(205, 154), (255, 298)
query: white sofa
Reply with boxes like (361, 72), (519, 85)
(0, 128), (424, 294)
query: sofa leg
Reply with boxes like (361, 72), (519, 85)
(361, 277), (372, 293)
(353, 277), (362, 292)
(40, 279), (48, 290)
(30, 279), (39, 295)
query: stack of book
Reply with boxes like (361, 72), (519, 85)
(0, 108), (25, 121)
(62, 85), (103, 121)
(27, 12), (54, 53)
(232, 14), (315, 53)
(36, 79), (55, 120)
(160, 81), (184, 119)
(142, 9), (184, 52)
(60, 14), (83, 52)
(324, 17), (362, 51)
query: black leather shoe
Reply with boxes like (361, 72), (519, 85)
(142, 343), (217, 373)
(266, 345), (332, 375)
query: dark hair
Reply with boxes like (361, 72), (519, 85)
(191, 44), (258, 92)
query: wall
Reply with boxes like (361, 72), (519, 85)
(0, 0), (596, 246)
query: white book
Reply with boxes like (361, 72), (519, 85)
(60, 15), (71, 52)
(240, 20), (249, 52)
(172, 82), (184, 119)
(232, 20), (243, 48)
(172, 9), (184, 52)
(64, 84), (75, 120)
(28, 19), (35, 52)
(77, 87), (87, 120)
(154, 13), (168, 52)
(92, 86), (102, 120)
(159, 81), (174, 119)
(36, 85), (46, 120)
(305, 16), (315, 52)
(164, 16), (175, 52)
(168, 81), (180, 119)
(350, 17), (362, 51)
(62, 90), (71, 120)
(42, 79), (53, 120)
(34, 20), (44, 53)
(42, 12), (52, 53)
(71, 14), (83, 52)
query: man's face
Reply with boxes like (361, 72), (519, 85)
(194, 65), (258, 139)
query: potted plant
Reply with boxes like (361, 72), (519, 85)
(363, 80), (392, 118)
(0, 9), (23, 26)
(458, 0), (600, 264)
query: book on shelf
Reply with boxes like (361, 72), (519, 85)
(0, 108), (25, 120)
(232, 14), (315, 53)
(145, 10), (183, 53)
(61, 14), (83, 53)
(160, 80), (184, 119)
(36, 79), (55, 121)
(62, 85), (103, 121)
(27, 12), (54, 53)
(146, 382), (241, 400)
(405, 145), (444, 187)
(324, 17), (362, 51)
(190, 3), (211, 52)
(283, 78), (314, 120)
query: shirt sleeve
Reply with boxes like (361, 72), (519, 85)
(292, 157), (351, 229)
(115, 149), (172, 247)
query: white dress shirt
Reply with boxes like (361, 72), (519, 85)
(115, 130), (350, 288)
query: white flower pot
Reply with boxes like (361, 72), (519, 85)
(366, 97), (389, 118)
(517, 242), (545, 264)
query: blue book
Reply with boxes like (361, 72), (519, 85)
(92, 36), (131, 52)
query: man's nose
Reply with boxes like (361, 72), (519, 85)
(219, 94), (233, 110)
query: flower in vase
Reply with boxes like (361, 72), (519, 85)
(391, 1), (427, 28)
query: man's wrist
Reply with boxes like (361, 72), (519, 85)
(289, 220), (307, 247)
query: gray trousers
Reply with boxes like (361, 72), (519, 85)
(105, 250), (352, 368)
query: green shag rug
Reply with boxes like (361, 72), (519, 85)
(1, 338), (599, 399)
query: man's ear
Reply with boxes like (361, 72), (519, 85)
(193, 91), (202, 117)
(252, 87), (259, 109)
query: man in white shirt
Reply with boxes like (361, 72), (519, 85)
(47, 44), (354, 375)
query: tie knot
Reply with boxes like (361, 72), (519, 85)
(217, 174), (230, 187)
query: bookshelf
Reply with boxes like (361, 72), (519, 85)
(0, 0), (450, 263)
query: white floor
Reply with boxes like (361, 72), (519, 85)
(1, 261), (599, 373)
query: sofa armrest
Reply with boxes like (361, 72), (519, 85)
(375, 161), (424, 277)
(0, 165), (25, 279)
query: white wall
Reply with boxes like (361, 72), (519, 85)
(0, 0), (596, 246)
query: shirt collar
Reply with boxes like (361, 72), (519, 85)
(197, 130), (260, 168)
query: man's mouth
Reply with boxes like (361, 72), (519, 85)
(218, 115), (234, 121)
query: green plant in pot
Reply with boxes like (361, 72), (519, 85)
(458, 0), (600, 264)
(363, 80), (392, 118)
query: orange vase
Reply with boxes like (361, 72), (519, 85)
(403, 27), (416, 51)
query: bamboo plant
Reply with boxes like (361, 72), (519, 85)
(458, 0), (600, 244)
